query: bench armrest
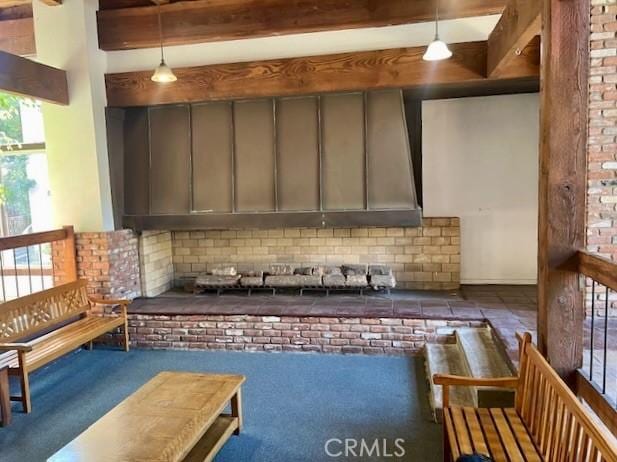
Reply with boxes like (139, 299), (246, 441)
(433, 374), (519, 408)
(0, 343), (33, 352)
(88, 297), (130, 317)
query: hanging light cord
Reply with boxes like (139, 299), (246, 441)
(157, 0), (165, 63)
(435, 0), (440, 39)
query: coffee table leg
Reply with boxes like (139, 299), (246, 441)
(231, 389), (242, 435)
(0, 367), (11, 427)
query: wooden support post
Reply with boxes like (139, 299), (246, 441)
(537, 0), (589, 383)
(231, 389), (242, 435)
(0, 367), (11, 427)
(61, 225), (77, 284)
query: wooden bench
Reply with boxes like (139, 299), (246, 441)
(434, 333), (617, 462)
(0, 279), (130, 413)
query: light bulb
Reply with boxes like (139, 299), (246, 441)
(151, 60), (177, 83)
(423, 38), (453, 61)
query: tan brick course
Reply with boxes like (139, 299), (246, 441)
(171, 218), (460, 290)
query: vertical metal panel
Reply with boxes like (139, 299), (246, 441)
(233, 99), (276, 212)
(321, 93), (365, 211)
(276, 97), (320, 211)
(149, 105), (191, 214)
(404, 95), (423, 207)
(106, 107), (125, 228)
(123, 107), (149, 215)
(366, 90), (416, 209)
(191, 102), (233, 212)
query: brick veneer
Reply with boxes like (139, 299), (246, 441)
(171, 218), (461, 290)
(54, 230), (141, 299)
(589, 0), (617, 315)
(118, 314), (483, 355)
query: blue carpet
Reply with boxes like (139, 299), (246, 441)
(0, 349), (442, 462)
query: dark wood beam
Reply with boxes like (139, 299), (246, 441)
(0, 50), (68, 104)
(0, 16), (35, 55)
(0, 1), (29, 6)
(97, 0), (507, 51)
(537, 0), (589, 382)
(487, 0), (541, 77)
(39, 0), (62, 5)
(106, 40), (539, 107)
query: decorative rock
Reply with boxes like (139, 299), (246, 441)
(368, 265), (393, 276)
(316, 266), (342, 276)
(294, 267), (314, 276)
(370, 274), (396, 289)
(345, 274), (368, 287)
(210, 266), (237, 276)
(323, 274), (346, 287)
(195, 274), (240, 287)
(240, 276), (264, 287)
(267, 264), (294, 276)
(342, 264), (367, 276)
(265, 275), (322, 287)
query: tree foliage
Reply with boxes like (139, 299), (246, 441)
(0, 94), (37, 227)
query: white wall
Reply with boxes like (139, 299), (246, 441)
(422, 94), (539, 284)
(32, 0), (114, 232)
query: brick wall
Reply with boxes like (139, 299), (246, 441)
(54, 230), (141, 299)
(139, 231), (173, 297)
(118, 314), (483, 355)
(171, 218), (461, 290)
(589, 0), (617, 315)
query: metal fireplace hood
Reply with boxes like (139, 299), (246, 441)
(109, 89), (421, 231)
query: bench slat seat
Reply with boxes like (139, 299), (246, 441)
(444, 407), (542, 462)
(0, 280), (130, 413)
(0, 315), (125, 372)
(435, 333), (617, 462)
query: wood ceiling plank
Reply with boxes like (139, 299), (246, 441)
(97, 0), (507, 51)
(0, 50), (68, 104)
(105, 40), (539, 107)
(487, 0), (541, 77)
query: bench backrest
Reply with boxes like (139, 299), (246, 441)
(515, 334), (617, 462)
(0, 279), (90, 342)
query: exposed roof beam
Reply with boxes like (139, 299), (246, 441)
(0, 16), (35, 55)
(0, 1), (30, 7)
(97, 0), (507, 51)
(0, 50), (68, 104)
(105, 40), (539, 107)
(487, 0), (541, 77)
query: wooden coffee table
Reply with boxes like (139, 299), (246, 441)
(48, 371), (245, 462)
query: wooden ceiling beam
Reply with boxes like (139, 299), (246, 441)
(38, 0), (62, 5)
(97, 0), (507, 51)
(0, 16), (35, 55)
(487, 0), (541, 78)
(105, 40), (539, 107)
(0, 50), (68, 104)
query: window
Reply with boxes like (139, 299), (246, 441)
(0, 93), (52, 237)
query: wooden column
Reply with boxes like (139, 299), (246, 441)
(537, 0), (589, 382)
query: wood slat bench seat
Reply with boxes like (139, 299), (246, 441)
(434, 333), (617, 462)
(0, 279), (130, 413)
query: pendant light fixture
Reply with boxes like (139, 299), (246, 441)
(423, 0), (452, 62)
(151, 0), (177, 83)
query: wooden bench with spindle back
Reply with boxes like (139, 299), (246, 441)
(434, 333), (617, 462)
(0, 279), (130, 413)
